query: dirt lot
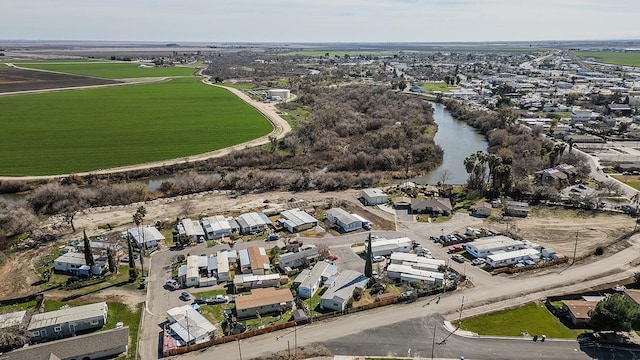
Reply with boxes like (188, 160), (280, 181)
(0, 67), (120, 93)
(488, 206), (635, 258)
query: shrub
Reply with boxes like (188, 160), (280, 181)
(595, 246), (605, 256)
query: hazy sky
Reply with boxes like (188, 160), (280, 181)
(3, 0), (639, 43)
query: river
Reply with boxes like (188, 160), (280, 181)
(407, 101), (488, 185)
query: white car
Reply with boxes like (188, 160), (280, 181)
(373, 255), (385, 263)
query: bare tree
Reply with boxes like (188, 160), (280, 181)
(437, 169), (453, 185)
(26, 183), (88, 233)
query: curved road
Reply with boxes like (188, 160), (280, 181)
(0, 68), (292, 181)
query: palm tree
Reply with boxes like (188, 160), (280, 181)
(132, 205), (147, 275)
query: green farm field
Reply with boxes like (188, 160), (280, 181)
(573, 51), (640, 67)
(12, 61), (196, 79)
(0, 77), (272, 176)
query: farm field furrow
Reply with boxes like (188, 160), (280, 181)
(0, 77), (272, 175)
(13, 61), (196, 79)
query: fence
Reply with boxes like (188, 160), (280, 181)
(161, 295), (400, 357)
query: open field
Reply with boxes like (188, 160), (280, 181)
(0, 77), (272, 175)
(422, 82), (460, 93)
(0, 67), (121, 93)
(12, 61), (196, 79)
(459, 301), (585, 338)
(496, 207), (634, 258)
(613, 174), (640, 190)
(573, 51), (640, 67)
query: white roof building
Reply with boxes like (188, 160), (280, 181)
(128, 225), (164, 249)
(167, 305), (217, 344)
(235, 212), (272, 235)
(465, 235), (524, 258)
(320, 270), (368, 312)
(201, 215), (232, 240)
(279, 209), (318, 233)
(179, 219), (205, 241)
(486, 248), (541, 268)
(386, 263), (444, 285)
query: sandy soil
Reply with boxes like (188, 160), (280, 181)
(492, 206), (635, 258)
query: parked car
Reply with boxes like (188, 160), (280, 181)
(471, 258), (486, 266)
(165, 279), (180, 291)
(194, 297), (208, 305)
(266, 234), (279, 241)
(373, 255), (385, 263)
(326, 255), (339, 261)
(210, 295), (229, 304)
(451, 254), (465, 263)
(179, 291), (192, 301)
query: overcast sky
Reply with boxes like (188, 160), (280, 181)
(3, 0), (639, 43)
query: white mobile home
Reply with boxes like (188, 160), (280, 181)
(368, 237), (412, 257)
(486, 248), (540, 268)
(320, 270), (368, 312)
(325, 208), (362, 233)
(297, 262), (337, 299)
(279, 209), (318, 233)
(179, 218), (206, 242)
(235, 212), (272, 235)
(201, 215), (232, 239)
(233, 273), (282, 292)
(217, 251), (230, 282)
(128, 225), (164, 249)
(386, 263), (444, 285)
(361, 188), (388, 206)
(167, 305), (217, 344)
(185, 255), (200, 288)
(465, 235), (524, 258)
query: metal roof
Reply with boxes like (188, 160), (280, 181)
(29, 302), (107, 330)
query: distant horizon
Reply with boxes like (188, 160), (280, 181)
(2, 38), (640, 46)
(4, 1), (640, 44)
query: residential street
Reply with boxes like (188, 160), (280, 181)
(140, 213), (640, 360)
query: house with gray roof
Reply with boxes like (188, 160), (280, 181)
(278, 209), (318, 233)
(201, 215), (233, 239)
(278, 245), (319, 271)
(320, 270), (368, 311)
(325, 208), (362, 233)
(235, 212), (272, 235)
(28, 302), (108, 343)
(128, 225), (164, 249)
(3, 326), (128, 360)
(297, 261), (337, 299)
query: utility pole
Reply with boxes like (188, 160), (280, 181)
(294, 322), (298, 358)
(431, 321), (437, 360)
(237, 339), (243, 360)
(457, 296), (465, 328)
(572, 231), (578, 265)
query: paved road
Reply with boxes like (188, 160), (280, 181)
(148, 219), (640, 360)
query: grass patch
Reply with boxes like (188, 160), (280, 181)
(459, 301), (585, 338)
(573, 51), (640, 67)
(0, 300), (37, 314)
(422, 82), (460, 93)
(223, 82), (255, 90)
(0, 77), (272, 175)
(14, 61), (196, 79)
(41, 299), (142, 360)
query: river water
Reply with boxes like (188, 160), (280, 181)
(407, 102), (488, 185)
(0, 102), (487, 204)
